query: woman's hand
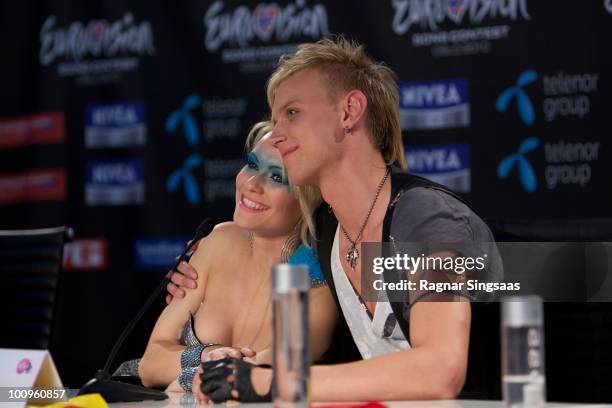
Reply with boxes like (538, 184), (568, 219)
(202, 346), (256, 362)
(165, 377), (183, 393)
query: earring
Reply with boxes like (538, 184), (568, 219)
(344, 126), (352, 134)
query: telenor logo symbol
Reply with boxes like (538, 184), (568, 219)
(167, 154), (202, 204)
(498, 137), (539, 193)
(496, 70), (538, 126)
(165, 94), (201, 145)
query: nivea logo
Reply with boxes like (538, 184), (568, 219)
(399, 79), (470, 130)
(400, 79), (468, 109)
(85, 160), (144, 205)
(406, 144), (471, 192)
(89, 103), (142, 126)
(85, 102), (146, 148)
(87, 160), (143, 185)
(407, 145), (468, 172)
(92, 164), (136, 184)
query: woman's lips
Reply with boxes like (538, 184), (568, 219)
(239, 195), (270, 213)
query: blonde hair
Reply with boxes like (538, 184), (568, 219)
(245, 121), (322, 247)
(267, 36), (407, 170)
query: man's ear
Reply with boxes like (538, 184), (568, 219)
(341, 90), (368, 131)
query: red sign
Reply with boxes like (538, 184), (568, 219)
(63, 238), (108, 271)
(0, 169), (67, 204)
(0, 111), (65, 149)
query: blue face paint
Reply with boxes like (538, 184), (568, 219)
(243, 151), (292, 192)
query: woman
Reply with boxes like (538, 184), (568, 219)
(138, 121), (338, 392)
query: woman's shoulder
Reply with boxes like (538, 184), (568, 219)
(190, 222), (249, 267)
(201, 221), (249, 250)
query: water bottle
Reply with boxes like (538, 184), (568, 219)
(272, 264), (310, 408)
(501, 296), (546, 407)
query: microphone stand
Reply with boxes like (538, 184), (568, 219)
(78, 219), (214, 402)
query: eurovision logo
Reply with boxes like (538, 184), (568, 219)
(203, 0), (330, 73)
(391, 0), (530, 58)
(39, 13), (156, 84)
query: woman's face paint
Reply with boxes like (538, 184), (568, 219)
(233, 134), (301, 236)
(243, 150), (291, 191)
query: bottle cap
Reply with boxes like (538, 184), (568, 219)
(502, 295), (543, 327)
(272, 264), (310, 294)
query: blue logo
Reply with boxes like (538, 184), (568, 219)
(167, 154), (203, 205)
(85, 160), (145, 205)
(85, 101), (146, 148)
(398, 79), (470, 130)
(165, 94), (201, 145)
(133, 237), (191, 270)
(497, 137), (539, 193)
(405, 144), (471, 192)
(496, 70), (538, 126)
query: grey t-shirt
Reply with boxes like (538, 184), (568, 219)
(386, 186), (502, 305)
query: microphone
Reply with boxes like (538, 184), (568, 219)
(78, 218), (215, 402)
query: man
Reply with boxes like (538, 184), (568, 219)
(169, 37), (497, 401)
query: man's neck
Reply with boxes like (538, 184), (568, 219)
(319, 152), (390, 236)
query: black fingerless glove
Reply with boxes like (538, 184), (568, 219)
(199, 357), (272, 403)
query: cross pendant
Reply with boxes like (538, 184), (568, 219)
(346, 246), (359, 271)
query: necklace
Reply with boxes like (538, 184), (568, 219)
(339, 168), (390, 271)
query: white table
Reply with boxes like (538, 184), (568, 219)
(104, 392), (612, 407)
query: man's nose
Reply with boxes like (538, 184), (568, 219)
(268, 126), (286, 148)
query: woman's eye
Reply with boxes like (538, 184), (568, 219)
(247, 159), (258, 171)
(270, 173), (284, 184)
(287, 108), (297, 117)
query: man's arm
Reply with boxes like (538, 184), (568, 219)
(309, 301), (470, 401)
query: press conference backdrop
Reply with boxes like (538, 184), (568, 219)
(1, 0), (611, 401)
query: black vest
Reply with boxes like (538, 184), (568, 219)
(313, 169), (469, 360)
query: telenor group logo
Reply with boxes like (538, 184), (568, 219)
(133, 237), (190, 270)
(497, 137), (539, 193)
(0, 169), (66, 205)
(85, 101), (146, 148)
(63, 238), (108, 270)
(0, 112), (65, 149)
(399, 79), (470, 130)
(405, 144), (471, 192)
(85, 160), (144, 206)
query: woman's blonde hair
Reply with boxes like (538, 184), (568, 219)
(245, 121), (322, 247)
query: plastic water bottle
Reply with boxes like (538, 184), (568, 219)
(272, 264), (310, 408)
(501, 296), (546, 407)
